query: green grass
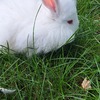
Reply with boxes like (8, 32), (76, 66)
(0, 0), (100, 99)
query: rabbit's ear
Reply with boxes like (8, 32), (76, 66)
(42, 0), (57, 12)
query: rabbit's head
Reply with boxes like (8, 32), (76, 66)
(42, 0), (79, 30)
(34, 0), (79, 53)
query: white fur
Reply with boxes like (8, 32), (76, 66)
(0, 0), (79, 56)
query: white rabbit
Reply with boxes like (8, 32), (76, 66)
(0, 0), (79, 56)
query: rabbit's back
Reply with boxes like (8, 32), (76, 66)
(0, 0), (37, 52)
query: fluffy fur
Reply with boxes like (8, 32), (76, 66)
(0, 0), (79, 56)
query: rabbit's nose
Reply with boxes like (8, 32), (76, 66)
(67, 20), (73, 24)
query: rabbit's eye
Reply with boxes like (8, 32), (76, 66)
(67, 20), (73, 24)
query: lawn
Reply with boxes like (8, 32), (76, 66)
(0, 0), (100, 100)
